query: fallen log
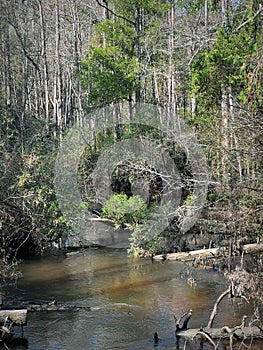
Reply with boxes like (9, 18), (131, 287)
(154, 247), (223, 262)
(153, 243), (263, 262)
(1, 301), (91, 313)
(26, 303), (91, 312)
(174, 288), (263, 344)
(242, 242), (263, 254)
(176, 326), (263, 340)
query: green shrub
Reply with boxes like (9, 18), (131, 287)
(102, 193), (149, 227)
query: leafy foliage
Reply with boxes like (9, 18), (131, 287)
(81, 46), (139, 107)
(0, 107), (69, 263)
(191, 6), (263, 113)
(15, 152), (69, 250)
(81, 0), (170, 107)
(102, 193), (150, 227)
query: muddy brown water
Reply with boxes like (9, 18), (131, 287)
(3, 248), (263, 349)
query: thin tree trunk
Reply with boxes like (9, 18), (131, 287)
(53, 0), (62, 141)
(70, 0), (84, 127)
(135, 6), (142, 103)
(221, 85), (229, 183)
(228, 86), (242, 180)
(38, 0), (50, 129)
(205, 0), (209, 39)
(168, 5), (176, 116)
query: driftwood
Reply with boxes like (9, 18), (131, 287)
(207, 288), (231, 328)
(154, 247), (222, 261)
(176, 326), (263, 340)
(26, 303), (91, 312)
(1, 301), (91, 313)
(175, 288), (263, 345)
(153, 242), (263, 262)
(0, 310), (27, 326)
(175, 308), (263, 349)
(174, 309), (193, 331)
(242, 242), (263, 254)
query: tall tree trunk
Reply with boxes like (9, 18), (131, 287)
(53, 0), (62, 141)
(221, 85), (229, 183)
(204, 0), (209, 39)
(38, 0), (50, 129)
(135, 5), (142, 103)
(228, 85), (243, 181)
(168, 5), (176, 116)
(70, 0), (84, 127)
(1, 21), (12, 106)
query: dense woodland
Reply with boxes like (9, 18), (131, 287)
(0, 0), (262, 311)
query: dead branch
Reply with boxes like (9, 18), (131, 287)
(221, 326), (234, 350)
(176, 326), (263, 340)
(174, 309), (192, 331)
(220, 316), (247, 350)
(207, 288), (231, 328)
(235, 5), (263, 32)
(95, 0), (135, 26)
(196, 330), (217, 349)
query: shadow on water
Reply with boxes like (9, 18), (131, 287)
(3, 248), (262, 350)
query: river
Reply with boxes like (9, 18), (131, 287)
(3, 248), (262, 349)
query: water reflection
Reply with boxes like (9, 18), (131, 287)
(4, 248), (262, 350)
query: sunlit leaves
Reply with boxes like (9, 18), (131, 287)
(81, 46), (139, 106)
(102, 193), (150, 227)
(191, 23), (262, 110)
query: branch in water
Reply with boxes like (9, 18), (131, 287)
(207, 288), (231, 328)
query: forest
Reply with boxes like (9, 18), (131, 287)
(0, 0), (262, 326)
